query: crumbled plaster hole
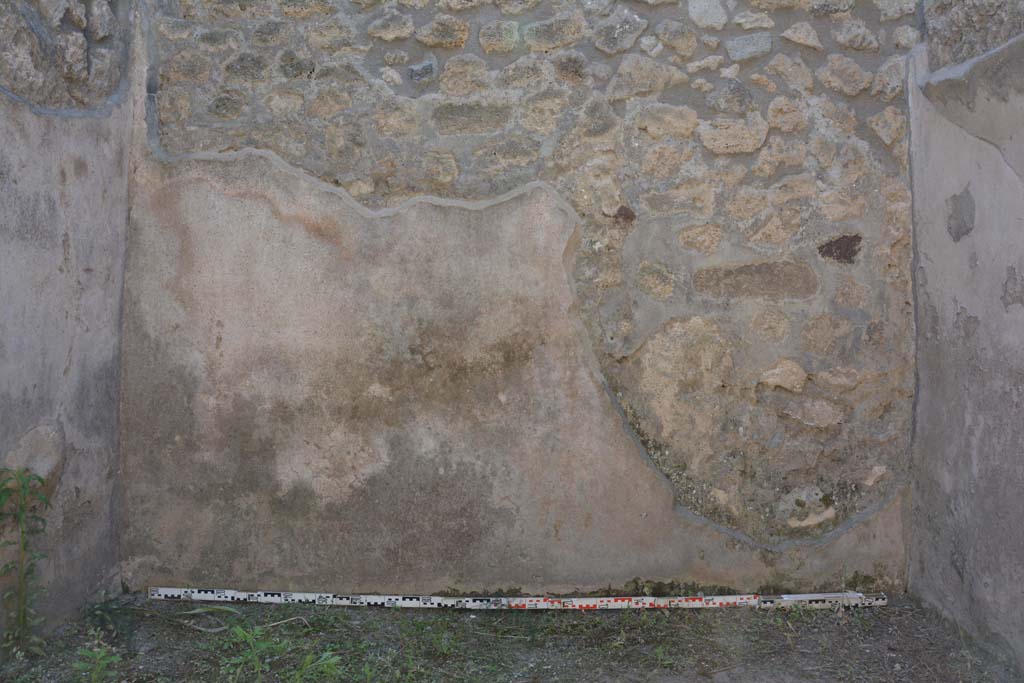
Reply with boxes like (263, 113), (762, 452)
(946, 185), (976, 243)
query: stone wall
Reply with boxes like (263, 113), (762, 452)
(145, 0), (918, 550)
(924, 0), (1024, 69)
(0, 1), (129, 108)
(119, 150), (907, 594)
(0, 80), (132, 622)
(909, 36), (1024, 669)
(0, 0), (925, 608)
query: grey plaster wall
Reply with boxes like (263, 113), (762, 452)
(909, 36), (1024, 669)
(0, 87), (132, 623)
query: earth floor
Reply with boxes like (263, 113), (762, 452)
(0, 593), (1019, 682)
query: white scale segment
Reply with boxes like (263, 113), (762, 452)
(150, 587), (887, 610)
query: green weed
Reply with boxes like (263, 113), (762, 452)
(71, 637), (121, 682)
(221, 625), (287, 683)
(289, 650), (343, 682)
(0, 468), (50, 656)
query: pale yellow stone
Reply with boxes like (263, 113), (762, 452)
(636, 261), (676, 300)
(691, 78), (714, 93)
(833, 275), (871, 310)
(637, 317), (734, 398)
(440, 54), (491, 96)
(784, 398), (844, 428)
(809, 133), (836, 166)
(752, 309), (790, 341)
(752, 0), (809, 9)
(641, 144), (692, 179)
(306, 88), (352, 118)
(708, 162), (749, 188)
(871, 55), (905, 102)
(802, 313), (851, 356)
(264, 89), (304, 116)
(819, 99), (859, 134)
(766, 53), (813, 93)
(766, 96), (808, 132)
(607, 54), (687, 101)
(686, 55), (724, 74)
(864, 465), (888, 487)
(781, 22), (823, 50)
(518, 88), (569, 134)
(634, 103), (699, 140)
(753, 137), (807, 177)
(345, 178), (374, 197)
(769, 172), (816, 206)
(726, 187), (767, 220)
(158, 89), (192, 126)
(818, 189), (866, 221)
(759, 359), (808, 392)
(733, 11), (774, 29)
(374, 98), (419, 137)
(788, 506), (836, 528)
(697, 112), (769, 154)
(749, 212), (800, 244)
(816, 54), (872, 96)
(832, 18), (879, 52)
(678, 222), (723, 254)
(380, 67), (402, 86)
(867, 105), (906, 147)
(814, 366), (864, 392)
(641, 180), (716, 217)
(748, 73), (776, 92)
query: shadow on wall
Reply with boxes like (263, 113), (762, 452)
(909, 34), (1024, 669)
(0, 79), (132, 628)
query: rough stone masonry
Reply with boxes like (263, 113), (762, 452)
(148, 0), (917, 546)
(5, 0), (1024, 669)
(2, 0), (919, 596)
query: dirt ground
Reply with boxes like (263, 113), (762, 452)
(0, 593), (1019, 682)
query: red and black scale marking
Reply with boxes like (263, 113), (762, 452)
(150, 587), (887, 611)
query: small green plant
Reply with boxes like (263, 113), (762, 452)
(653, 644), (675, 668)
(221, 625), (286, 683)
(72, 639), (122, 682)
(0, 467), (50, 656)
(85, 601), (129, 641)
(426, 627), (458, 659)
(289, 651), (342, 682)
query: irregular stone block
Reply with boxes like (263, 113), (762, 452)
(593, 6), (648, 55)
(479, 20), (519, 53)
(415, 14), (470, 48)
(697, 112), (769, 154)
(432, 100), (512, 134)
(781, 22), (823, 50)
(607, 54), (686, 100)
(522, 11), (586, 51)
(816, 54), (872, 96)
(688, 0), (728, 31)
(656, 20), (698, 57)
(368, 8), (415, 41)
(693, 261), (819, 299)
(725, 32), (772, 62)
(760, 359), (808, 393)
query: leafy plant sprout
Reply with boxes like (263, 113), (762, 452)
(0, 467), (51, 656)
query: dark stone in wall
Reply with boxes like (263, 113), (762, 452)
(817, 234), (862, 263)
